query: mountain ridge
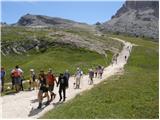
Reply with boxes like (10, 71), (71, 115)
(99, 0), (159, 40)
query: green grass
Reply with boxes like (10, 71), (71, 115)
(41, 36), (158, 119)
(2, 45), (112, 83)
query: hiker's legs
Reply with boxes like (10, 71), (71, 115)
(38, 91), (43, 103)
(37, 90), (43, 108)
(59, 87), (62, 101)
(1, 78), (4, 92)
(11, 77), (15, 90)
(76, 78), (79, 88)
(77, 78), (80, 88)
(14, 77), (20, 92)
(44, 92), (49, 101)
(91, 77), (93, 84)
(21, 79), (24, 91)
(62, 87), (66, 101)
(100, 73), (102, 79)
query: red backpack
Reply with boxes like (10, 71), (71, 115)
(13, 69), (21, 77)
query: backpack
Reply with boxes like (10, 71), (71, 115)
(13, 69), (21, 77)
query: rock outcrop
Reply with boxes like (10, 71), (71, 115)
(99, 1), (159, 40)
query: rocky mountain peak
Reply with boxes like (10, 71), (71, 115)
(100, 0), (159, 40)
(16, 13), (78, 27)
(112, 1), (159, 19)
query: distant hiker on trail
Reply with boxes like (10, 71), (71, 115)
(98, 66), (103, 79)
(94, 67), (98, 78)
(57, 73), (68, 102)
(0, 67), (6, 92)
(37, 70), (50, 109)
(74, 68), (83, 89)
(88, 69), (94, 85)
(46, 68), (57, 102)
(29, 69), (37, 90)
(11, 65), (23, 92)
(125, 55), (127, 61)
(64, 69), (70, 87)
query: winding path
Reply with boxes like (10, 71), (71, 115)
(1, 37), (133, 118)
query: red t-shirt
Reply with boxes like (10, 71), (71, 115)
(47, 73), (56, 85)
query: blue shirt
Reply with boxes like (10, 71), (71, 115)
(1, 71), (6, 79)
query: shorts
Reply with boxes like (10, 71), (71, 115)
(39, 86), (48, 93)
(48, 85), (54, 92)
(14, 77), (21, 85)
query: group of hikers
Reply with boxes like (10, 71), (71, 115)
(0, 43), (131, 110)
(0, 65), (104, 109)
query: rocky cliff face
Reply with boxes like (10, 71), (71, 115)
(15, 14), (87, 29)
(100, 1), (159, 40)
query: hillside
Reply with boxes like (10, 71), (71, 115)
(1, 23), (123, 82)
(99, 1), (159, 40)
(41, 35), (159, 119)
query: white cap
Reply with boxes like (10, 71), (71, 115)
(30, 69), (34, 72)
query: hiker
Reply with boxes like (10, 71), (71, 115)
(125, 55), (127, 61)
(88, 69), (94, 85)
(64, 69), (70, 87)
(57, 73), (68, 102)
(37, 70), (50, 109)
(11, 65), (23, 92)
(29, 69), (37, 90)
(0, 67), (6, 92)
(46, 68), (57, 102)
(98, 66), (103, 79)
(74, 68), (83, 89)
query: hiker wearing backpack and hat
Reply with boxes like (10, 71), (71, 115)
(11, 65), (23, 92)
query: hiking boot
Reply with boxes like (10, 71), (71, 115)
(37, 103), (42, 109)
(63, 98), (65, 102)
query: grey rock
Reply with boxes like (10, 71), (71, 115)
(99, 1), (159, 40)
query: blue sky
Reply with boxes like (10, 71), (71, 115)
(1, 1), (125, 24)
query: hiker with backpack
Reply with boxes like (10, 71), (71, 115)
(0, 67), (6, 92)
(37, 70), (50, 109)
(88, 69), (94, 85)
(64, 69), (70, 87)
(57, 73), (68, 102)
(29, 69), (37, 90)
(98, 66), (103, 79)
(125, 55), (127, 61)
(46, 68), (57, 102)
(11, 65), (23, 92)
(74, 68), (83, 89)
